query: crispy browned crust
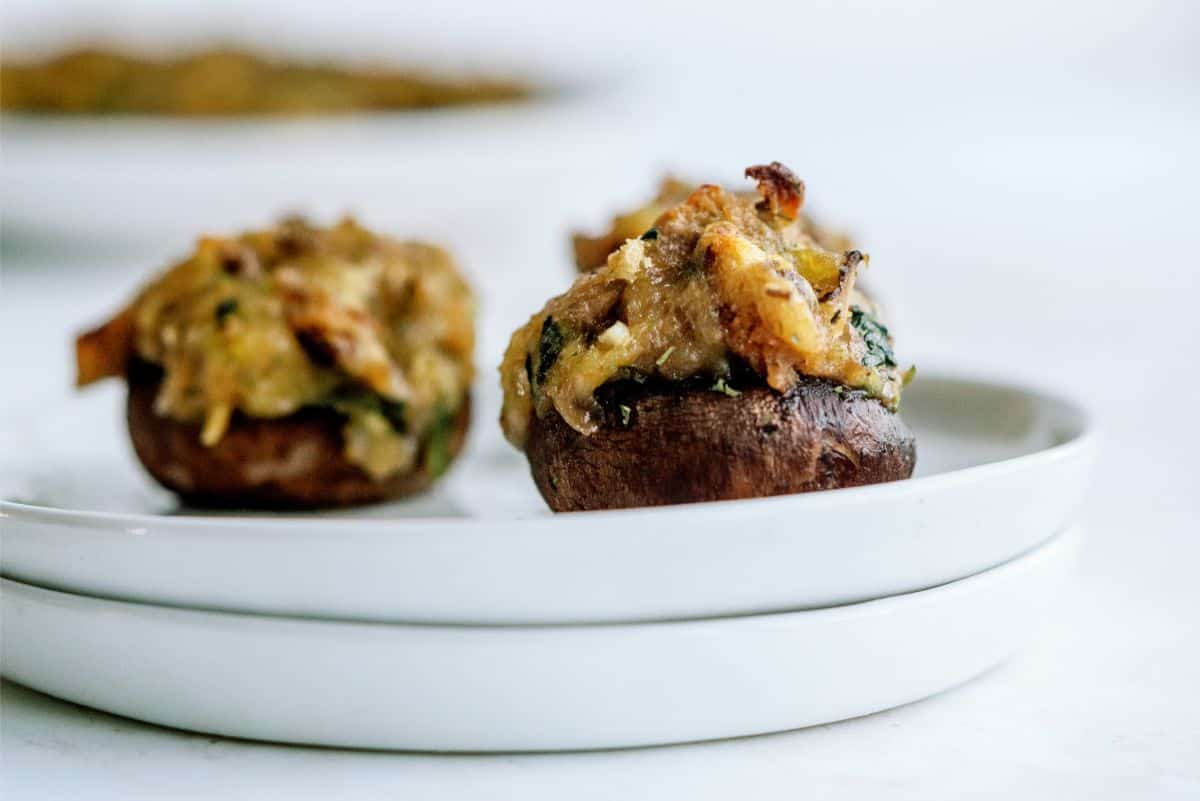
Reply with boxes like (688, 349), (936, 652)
(572, 230), (625, 274)
(525, 377), (914, 512)
(76, 307), (134, 387)
(745, 162), (805, 220)
(126, 361), (470, 509)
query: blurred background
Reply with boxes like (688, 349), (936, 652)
(1, 0), (1198, 789)
(2, 4), (1197, 518)
(3, 0), (1198, 545)
(4, 0), (1196, 360)
(3, 1), (1196, 508)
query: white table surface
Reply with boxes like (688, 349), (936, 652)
(2, 59), (1199, 798)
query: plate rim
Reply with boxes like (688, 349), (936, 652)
(0, 527), (1081, 750)
(0, 371), (1100, 532)
(0, 525), (1082, 631)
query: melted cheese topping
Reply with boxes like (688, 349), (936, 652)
(500, 177), (905, 449)
(123, 217), (474, 479)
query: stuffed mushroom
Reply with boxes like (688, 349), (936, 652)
(76, 216), (475, 508)
(501, 162), (915, 511)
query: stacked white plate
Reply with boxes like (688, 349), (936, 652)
(0, 374), (1097, 751)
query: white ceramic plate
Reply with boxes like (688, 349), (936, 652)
(0, 526), (1081, 752)
(0, 375), (1096, 624)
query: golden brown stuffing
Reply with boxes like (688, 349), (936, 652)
(501, 164), (906, 449)
(77, 217), (475, 480)
(572, 170), (855, 272)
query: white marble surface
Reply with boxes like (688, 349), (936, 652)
(2, 8), (1200, 797)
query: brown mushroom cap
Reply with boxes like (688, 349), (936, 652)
(126, 361), (470, 509)
(525, 376), (915, 512)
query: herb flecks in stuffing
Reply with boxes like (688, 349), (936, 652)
(422, 406), (458, 478)
(850, 306), (897, 369)
(711, 377), (742, 398)
(535, 317), (567, 389)
(214, 297), (239, 323)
